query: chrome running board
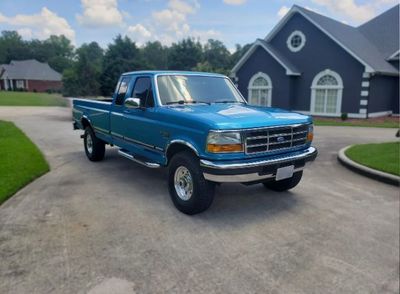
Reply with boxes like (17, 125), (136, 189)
(118, 149), (161, 168)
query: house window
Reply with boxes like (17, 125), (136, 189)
(16, 80), (24, 89)
(287, 31), (306, 52)
(311, 70), (343, 115)
(247, 72), (272, 107)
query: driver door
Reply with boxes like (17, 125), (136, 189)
(122, 76), (162, 158)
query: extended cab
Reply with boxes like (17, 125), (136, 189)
(73, 71), (317, 214)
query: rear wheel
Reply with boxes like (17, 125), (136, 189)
(263, 171), (303, 191)
(168, 151), (215, 215)
(84, 127), (105, 161)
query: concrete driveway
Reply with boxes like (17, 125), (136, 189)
(0, 107), (398, 294)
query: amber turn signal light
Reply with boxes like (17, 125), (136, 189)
(207, 144), (243, 153)
(307, 132), (314, 142)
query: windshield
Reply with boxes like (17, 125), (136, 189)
(156, 75), (245, 105)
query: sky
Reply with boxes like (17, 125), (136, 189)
(0, 0), (398, 50)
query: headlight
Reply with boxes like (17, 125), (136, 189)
(306, 124), (314, 142)
(206, 131), (243, 153)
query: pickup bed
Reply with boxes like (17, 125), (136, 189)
(73, 71), (317, 214)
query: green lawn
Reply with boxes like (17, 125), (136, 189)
(0, 121), (49, 204)
(0, 91), (68, 106)
(314, 118), (398, 128)
(345, 142), (400, 176)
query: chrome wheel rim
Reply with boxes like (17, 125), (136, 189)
(174, 166), (193, 201)
(86, 134), (93, 154)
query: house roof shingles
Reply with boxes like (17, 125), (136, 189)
(293, 5), (399, 75)
(358, 5), (399, 60)
(0, 59), (62, 81)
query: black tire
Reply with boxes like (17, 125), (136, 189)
(168, 151), (215, 215)
(263, 171), (303, 192)
(83, 127), (105, 161)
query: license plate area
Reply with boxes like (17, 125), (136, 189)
(275, 165), (294, 181)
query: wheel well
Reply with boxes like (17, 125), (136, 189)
(81, 117), (90, 129)
(166, 143), (198, 165)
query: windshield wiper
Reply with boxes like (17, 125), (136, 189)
(213, 100), (243, 104)
(192, 100), (211, 105)
(166, 100), (186, 105)
(166, 100), (210, 105)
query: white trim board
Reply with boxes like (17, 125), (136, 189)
(231, 39), (301, 76)
(293, 110), (367, 118)
(294, 110), (393, 118)
(387, 50), (399, 61)
(264, 6), (375, 73)
(368, 111), (393, 118)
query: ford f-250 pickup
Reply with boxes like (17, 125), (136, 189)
(73, 71), (317, 214)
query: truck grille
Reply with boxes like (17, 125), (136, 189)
(244, 124), (309, 154)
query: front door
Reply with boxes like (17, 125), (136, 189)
(122, 76), (163, 160)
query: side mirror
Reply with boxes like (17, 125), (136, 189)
(124, 97), (141, 109)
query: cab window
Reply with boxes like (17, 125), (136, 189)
(115, 76), (131, 105)
(130, 77), (155, 108)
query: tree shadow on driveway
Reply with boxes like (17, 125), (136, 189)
(94, 148), (300, 227)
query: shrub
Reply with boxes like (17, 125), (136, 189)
(341, 113), (348, 121)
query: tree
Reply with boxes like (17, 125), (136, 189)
(62, 42), (103, 96)
(0, 31), (29, 63)
(167, 38), (203, 70)
(202, 39), (231, 73)
(230, 43), (252, 67)
(140, 41), (168, 69)
(44, 35), (74, 73)
(100, 35), (144, 96)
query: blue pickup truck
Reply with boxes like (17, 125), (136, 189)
(73, 71), (317, 214)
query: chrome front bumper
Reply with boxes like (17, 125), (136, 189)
(200, 147), (317, 183)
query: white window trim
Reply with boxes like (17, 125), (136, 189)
(247, 72), (273, 107)
(287, 30), (306, 53)
(16, 80), (24, 89)
(310, 69), (343, 116)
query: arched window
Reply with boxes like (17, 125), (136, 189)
(310, 69), (343, 115)
(247, 72), (272, 107)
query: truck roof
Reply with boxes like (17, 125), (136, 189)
(121, 70), (227, 78)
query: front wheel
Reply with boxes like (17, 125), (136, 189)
(84, 127), (105, 161)
(263, 171), (303, 191)
(168, 151), (215, 215)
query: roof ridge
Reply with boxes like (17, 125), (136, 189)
(294, 5), (357, 29)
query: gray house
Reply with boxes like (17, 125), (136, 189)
(0, 59), (62, 92)
(231, 5), (399, 118)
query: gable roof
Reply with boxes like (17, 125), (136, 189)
(231, 39), (301, 76)
(0, 59), (62, 81)
(358, 5), (399, 60)
(263, 5), (399, 75)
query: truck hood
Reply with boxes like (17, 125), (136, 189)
(163, 103), (311, 129)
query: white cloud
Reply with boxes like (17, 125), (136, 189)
(277, 6), (290, 18)
(76, 0), (124, 27)
(0, 7), (75, 42)
(127, 23), (152, 45)
(128, 24), (152, 38)
(169, 0), (199, 14)
(311, 0), (398, 23)
(223, 0), (247, 5)
(17, 28), (33, 39)
(127, 0), (219, 45)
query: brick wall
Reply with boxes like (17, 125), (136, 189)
(27, 80), (62, 92)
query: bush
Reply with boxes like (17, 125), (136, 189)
(341, 113), (348, 121)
